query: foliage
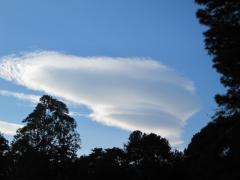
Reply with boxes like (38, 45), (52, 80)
(0, 133), (9, 180)
(10, 95), (80, 180)
(195, 0), (240, 115)
(185, 1), (240, 179)
(12, 95), (80, 161)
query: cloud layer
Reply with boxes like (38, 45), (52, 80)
(0, 51), (199, 144)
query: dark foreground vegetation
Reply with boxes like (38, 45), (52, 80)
(0, 0), (240, 179)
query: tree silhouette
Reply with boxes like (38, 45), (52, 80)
(125, 131), (171, 165)
(125, 131), (172, 179)
(82, 147), (127, 179)
(11, 95), (80, 179)
(194, 0), (240, 116)
(67, 130), (177, 180)
(12, 95), (80, 160)
(185, 1), (240, 179)
(0, 133), (9, 180)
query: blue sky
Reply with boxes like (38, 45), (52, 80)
(0, 0), (223, 154)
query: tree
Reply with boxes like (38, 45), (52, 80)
(185, 1), (240, 179)
(11, 95), (81, 179)
(125, 131), (171, 166)
(195, 0), (240, 115)
(0, 133), (9, 180)
(71, 147), (128, 180)
(125, 131), (172, 179)
(12, 95), (80, 160)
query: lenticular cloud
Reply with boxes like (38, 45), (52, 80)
(0, 51), (200, 144)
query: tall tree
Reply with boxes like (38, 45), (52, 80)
(12, 95), (80, 161)
(11, 95), (80, 180)
(185, 1), (240, 179)
(195, 0), (240, 115)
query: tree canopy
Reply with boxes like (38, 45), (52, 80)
(195, 0), (240, 115)
(185, 1), (240, 179)
(12, 95), (80, 162)
(10, 95), (81, 180)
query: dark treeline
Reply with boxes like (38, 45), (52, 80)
(0, 0), (240, 179)
(0, 95), (184, 180)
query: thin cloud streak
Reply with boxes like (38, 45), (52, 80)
(0, 89), (40, 103)
(0, 51), (200, 144)
(0, 120), (23, 135)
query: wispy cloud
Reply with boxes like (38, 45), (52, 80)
(69, 111), (89, 118)
(0, 89), (40, 103)
(0, 120), (23, 135)
(0, 51), (200, 144)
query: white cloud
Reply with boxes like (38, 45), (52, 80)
(0, 120), (23, 135)
(0, 89), (40, 103)
(69, 111), (89, 118)
(0, 51), (200, 144)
